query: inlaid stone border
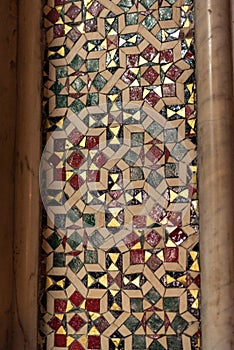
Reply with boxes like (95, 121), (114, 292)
(0, 0), (232, 349)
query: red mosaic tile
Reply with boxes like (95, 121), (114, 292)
(122, 69), (136, 84)
(143, 66), (159, 84)
(166, 65), (183, 81)
(70, 291), (84, 307)
(48, 316), (61, 331)
(164, 247), (179, 262)
(93, 152), (107, 167)
(86, 136), (99, 149)
(130, 87), (143, 101)
(145, 91), (160, 107)
(146, 254), (162, 271)
(69, 174), (84, 190)
(49, 154), (60, 166)
(68, 27), (81, 42)
(124, 231), (140, 249)
(149, 204), (166, 223)
(54, 25), (65, 38)
(160, 49), (173, 63)
(66, 4), (81, 20)
(68, 129), (84, 145)
(167, 211), (182, 226)
(94, 316), (110, 332)
(46, 8), (60, 24)
(130, 249), (145, 264)
(55, 334), (66, 347)
(55, 0), (66, 4)
(162, 84), (176, 97)
(88, 1), (104, 16)
(126, 54), (139, 68)
(67, 151), (84, 169)
(69, 341), (85, 350)
(54, 299), (67, 313)
(146, 145), (164, 163)
(169, 227), (187, 245)
(85, 19), (97, 32)
(86, 299), (100, 312)
(88, 336), (101, 349)
(142, 44), (158, 61)
(133, 215), (146, 228)
(146, 230), (161, 247)
(87, 170), (100, 182)
(69, 314), (85, 331)
(53, 167), (66, 181)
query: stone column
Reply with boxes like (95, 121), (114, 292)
(0, 1), (17, 349)
(12, 0), (42, 348)
(195, 1), (234, 349)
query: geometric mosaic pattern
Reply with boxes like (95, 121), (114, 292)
(40, 0), (200, 349)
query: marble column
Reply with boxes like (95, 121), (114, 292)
(12, 0), (42, 349)
(0, 1), (17, 349)
(195, 1), (234, 349)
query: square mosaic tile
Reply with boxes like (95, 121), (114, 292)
(40, 0), (200, 349)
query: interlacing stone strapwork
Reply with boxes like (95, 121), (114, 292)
(40, 0), (200, 349)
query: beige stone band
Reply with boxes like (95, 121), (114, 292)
(195, 0), (234, 349)
(0, 1), (234, 349)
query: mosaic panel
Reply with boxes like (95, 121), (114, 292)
(40, 0), (200, 349)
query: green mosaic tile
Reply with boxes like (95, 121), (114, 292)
(68, 257), (83, 273)
(93, 74), (107, 91)
(84, 250), (98, 264)
(171, 315), (188, 335)
(130, 167), (144, 181)
(171, 143), (188, 161)
(70, 99), (85, 114)
(67, 207), (82, 222)
(145, 288), (161, 305)
(126, 13), (138, 26)
(149, 341), (165, 350)
(147, 313), (164, 333)
(165, 163), (179, 178)
(89, 231), (105, 247)
(167, 335), (183, 349)
(83, 213), (95, 227)
(159, 7), (173, 21)
(131, 132), (144, 147)
(53, 252), (66, 267)
(146, 121), (163, 138)
(56, 66), (68, 79)
(147, 171), (164, 187)
(124, 315), (141, 332)
(86, 59), (99, 72)
(163, 297), (179, 312)
(123, 150), (138, 166)
(70, 54), (84, 71)
(141, 0), (157, 10)
(56, 95), (68, 108)
(142, 15), (157, 30)
(67, 231), (83, 249)
(51, 81), (63, 95)
(54, 214), (66, 229)
(71, 77), (85, 92)
(47, 232), (61, 250)
(130, 298), (143, 312)
(164, 128), (178, 143)
(132, 335), (146, 349)
(87, 93), (99, 106)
